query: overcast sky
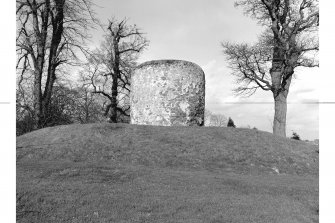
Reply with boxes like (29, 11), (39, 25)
(89, 0), (319, 140)
(92, 0), (319, 140)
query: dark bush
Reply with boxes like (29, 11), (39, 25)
(291, 132), (301, 140)
(16, 113), (35, 136)
(227, 117), (236, 128)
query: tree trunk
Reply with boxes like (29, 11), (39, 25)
(270, 45), (291, 138)
(40, 0), (65, 127)
(273, 91), (288, 137)
(32, 69), (43, 128)
(270, 63), (292, 137)
(109, 77), (118, 123)
(31, 0), (50, 128)
(109, 38), (121, 123)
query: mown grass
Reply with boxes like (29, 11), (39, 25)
(17, 123), (319, 222)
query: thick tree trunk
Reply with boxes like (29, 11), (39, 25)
(270, 46), (292, 137)
(270, 51), (292, 137)
(273, 91), (288, 137)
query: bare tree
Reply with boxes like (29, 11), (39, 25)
(222, 0), (318, 137)
(82, 18), (149, 123)
(16, 0), (97, 128)
(204, 110), (227, 127)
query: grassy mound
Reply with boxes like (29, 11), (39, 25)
(17, 123), (319, 222)
(17, 123), (318, 175)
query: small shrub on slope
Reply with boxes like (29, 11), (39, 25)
(227, 117), (236, 128)
(291, 132), (301, 140)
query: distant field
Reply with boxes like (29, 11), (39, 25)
(17, 123), (319, 222)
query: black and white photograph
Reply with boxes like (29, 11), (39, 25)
(1, 0), (334, 222)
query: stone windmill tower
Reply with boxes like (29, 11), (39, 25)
(130, 59), (205, 126)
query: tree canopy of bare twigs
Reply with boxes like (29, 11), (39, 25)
(16, 81), (105, 135)
(81, 18), (149, 123)
(222, 0), (318, 137)
(16, 0), (98, 128)
(204, 110), (227, 127)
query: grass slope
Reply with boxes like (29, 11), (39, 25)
(17, 123), (319, 223)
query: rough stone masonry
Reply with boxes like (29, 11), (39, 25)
(130, 59), (205, 126)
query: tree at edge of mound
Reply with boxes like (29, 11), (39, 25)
(16, 0), (98, 129)
(80, 18), (149, 123)
(222, 0), (319, 137)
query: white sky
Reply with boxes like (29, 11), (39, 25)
(89, 0), (319, 140)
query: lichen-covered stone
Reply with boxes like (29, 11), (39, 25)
(130, 59), (205, 126)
